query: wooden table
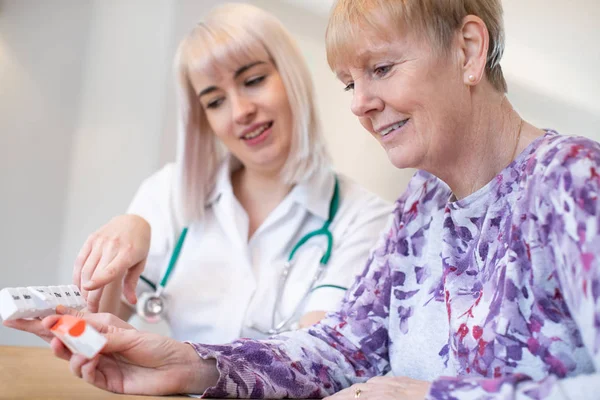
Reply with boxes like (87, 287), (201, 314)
(0, 346), (190, 399)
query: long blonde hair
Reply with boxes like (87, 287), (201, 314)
(173, 3), (330, 225)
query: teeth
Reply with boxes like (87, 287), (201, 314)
(243, 123), (270, 139)
(380, 119), (408, 136)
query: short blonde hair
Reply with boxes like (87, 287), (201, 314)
(173, 3), (330, 224)
(326, 0), (507, 93)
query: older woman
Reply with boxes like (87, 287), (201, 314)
(23, 0), (600, 399)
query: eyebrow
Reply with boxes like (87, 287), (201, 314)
(197, 61), (267, 98)
(335, 45), (404, 80)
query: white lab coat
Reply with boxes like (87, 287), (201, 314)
(125, 158), (392, 343)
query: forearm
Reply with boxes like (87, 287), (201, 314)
(184, 238), (394, 398)
(298, 310), (327, 328)
(429, 372), (600, 399)
(186, 321), (382, 399)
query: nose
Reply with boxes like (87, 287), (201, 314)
(232, 93), (257, 125)
(350, 82), (383, 117)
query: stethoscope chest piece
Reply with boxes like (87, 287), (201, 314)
(136, 227), (190, 323)
(137, 291), (167, 323)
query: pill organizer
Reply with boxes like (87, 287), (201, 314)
(51, 314), (107, 359)
(0, 285), (86, 321)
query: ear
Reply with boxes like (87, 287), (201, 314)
(457, 15), (489, 86)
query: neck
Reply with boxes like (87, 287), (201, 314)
(233, 166), (291, 199)
(432, 89), (526, 200)
(232, 166), (293, 239)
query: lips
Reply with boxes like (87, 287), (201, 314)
(376, 119), (409, 136)
(241, 122), (273, 140)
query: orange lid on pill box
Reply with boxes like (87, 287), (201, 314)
(51, 314), (82, 335)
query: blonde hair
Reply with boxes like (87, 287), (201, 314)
(173, 3), (330, 224)
(326, 0), (507, 93)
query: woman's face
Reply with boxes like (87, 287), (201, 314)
(190, 57), (293, 175)
(335, 28), (471, 171)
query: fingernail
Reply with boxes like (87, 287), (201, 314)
(56, 305), (66, 314)
(83, 280), (95, 290)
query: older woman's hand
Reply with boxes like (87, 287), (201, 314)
(3, 305), (135, 342)
(325, 376), (431, 400)
(40, 313), (219, 396)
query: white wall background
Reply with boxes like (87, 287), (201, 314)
(502, 0), (600, 138)
(0, 0), (93, 346)
(1, 0), (599, 345)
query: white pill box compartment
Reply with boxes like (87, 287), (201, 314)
(0, 285), (86, 321)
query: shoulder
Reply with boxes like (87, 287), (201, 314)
(336, 170), (449, 213)
(129, 163), (177, 210)
(523, 132), (600, 197)
(336, 174), (392, 212)
(394, 170), (450, 218)
(127, 163), (178, 235)
(518, 133), (600, 244)
(136, 163), (177, 195)
(524, 135), (600, 307)
(525, 132), (600, 175)
(330, 175), (392, 239)
(366, 170), (449, 246)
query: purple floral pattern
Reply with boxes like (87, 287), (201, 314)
(191, 131), (600, 399)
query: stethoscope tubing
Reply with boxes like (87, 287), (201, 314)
(138, 177), (340, 330)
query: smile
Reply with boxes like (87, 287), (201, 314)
(242, 122), (273, 140)
(378, 119), (409, 136)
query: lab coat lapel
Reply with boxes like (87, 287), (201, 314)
(209, 157), (250, 256)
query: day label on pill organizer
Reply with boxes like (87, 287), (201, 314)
(0, 285), (86, 321)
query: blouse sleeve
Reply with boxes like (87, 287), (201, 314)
(428, 138), (600, 399)
(188, 204), (404, 398)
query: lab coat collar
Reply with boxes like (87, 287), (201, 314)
(288, 166), (335, 221)
(206, 154), (335, 221)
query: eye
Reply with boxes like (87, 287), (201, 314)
(373, 65), (392, 78)
(343, 82), (354, 92)
(245, 75), (266, 86)
(206, 97), (224, 109)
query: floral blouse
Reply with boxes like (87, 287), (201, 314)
(190, 131), (600, 399)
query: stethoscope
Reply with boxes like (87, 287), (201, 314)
(137, 226), (189, 323)
(137, 177), (341, 329)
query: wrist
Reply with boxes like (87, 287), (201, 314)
(174, 342), (219, 395)
(97, 271), (127, 313)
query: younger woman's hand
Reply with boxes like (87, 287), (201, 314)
(73, 214), (151, 312)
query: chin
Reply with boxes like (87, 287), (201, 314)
(387, 147), (416, 170)
(252, 151), (287, 171)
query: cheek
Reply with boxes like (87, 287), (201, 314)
(359, 117), (374, 133)
(273, 91), (293, 132)
(206, 112), (231, 139)
(426, 86), (468, 128)
(277, 89), (292, 115)
(269, 75), (289, 108)
(281, 98), (293, 124)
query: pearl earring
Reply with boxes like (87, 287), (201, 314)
(468, 75), (476, 83)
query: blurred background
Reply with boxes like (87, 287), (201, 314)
(1, 0), (599, 346)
